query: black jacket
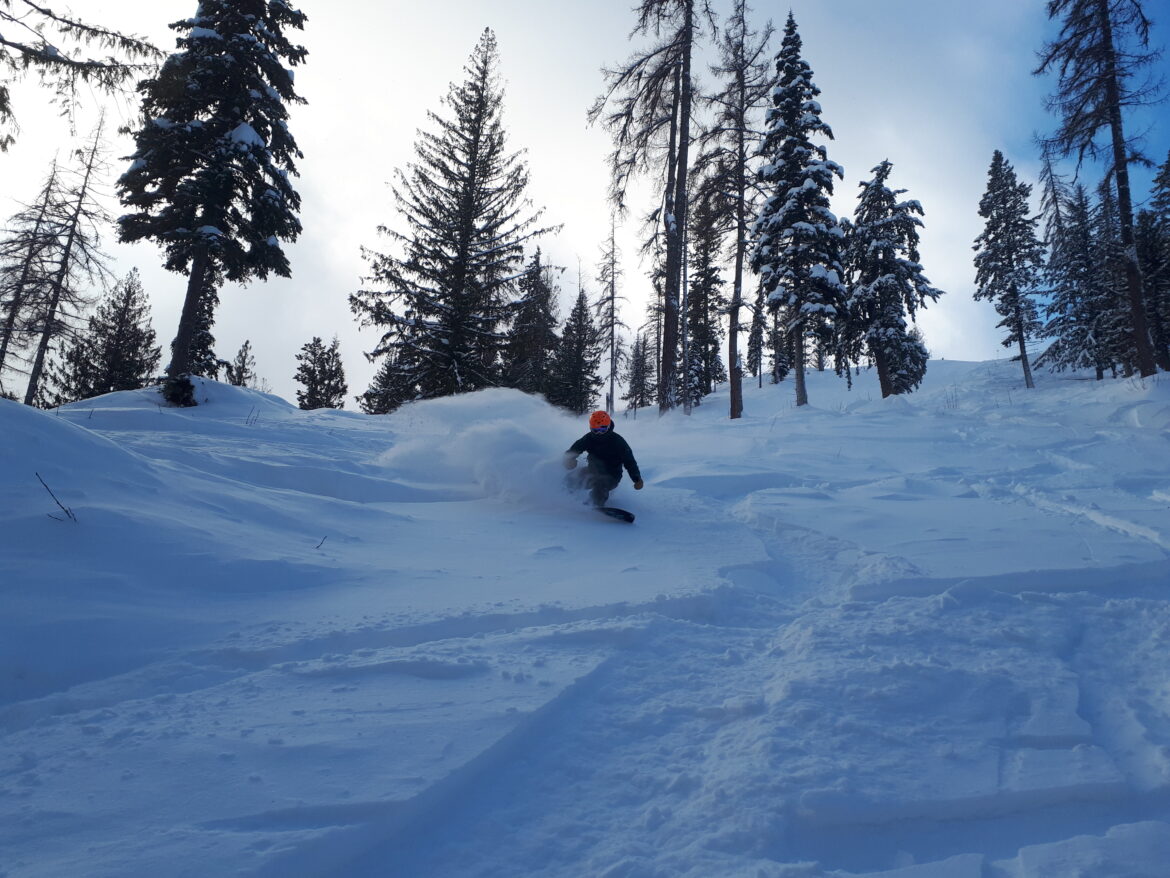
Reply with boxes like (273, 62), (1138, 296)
(566, 429), (641, 482)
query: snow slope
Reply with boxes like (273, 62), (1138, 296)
(2, 360), (1169, 877)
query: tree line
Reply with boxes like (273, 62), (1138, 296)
(1, 0), (1166, 420)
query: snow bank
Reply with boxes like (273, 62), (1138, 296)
(2, 364), (1169, 877)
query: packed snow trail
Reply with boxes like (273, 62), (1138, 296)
(2, 362), (1170, 877)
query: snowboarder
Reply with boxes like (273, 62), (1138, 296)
(563, 410), (644, 508)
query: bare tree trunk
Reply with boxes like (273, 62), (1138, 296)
(659, 0), (695, 414)
(166, 241), (211, 383)
(793, 327), (808, 407)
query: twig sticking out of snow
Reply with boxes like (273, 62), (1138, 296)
(36, 472), (78, 523)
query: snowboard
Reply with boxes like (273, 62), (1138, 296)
(596, 506), (635, 523)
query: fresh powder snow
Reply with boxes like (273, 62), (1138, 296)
(2, 360), (1169, 877)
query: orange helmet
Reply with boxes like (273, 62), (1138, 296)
(589, 410), (612, 430)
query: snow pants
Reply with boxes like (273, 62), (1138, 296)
(568, 465), (621, 507)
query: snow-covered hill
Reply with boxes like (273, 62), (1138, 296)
(2, 361), (1169, 877)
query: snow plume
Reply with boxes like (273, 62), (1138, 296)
(377, 388), (578, 505)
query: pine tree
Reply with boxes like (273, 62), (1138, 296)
(1039, 184), (1111, 373)
(117, 0), (307, 405)
(749, 12), (846, 408)
(223, 339), (256, 387)
(684, 193), (727, 405)
(548, 286), (603, 415)
(294, 335), (347, 410)
(42, 268), (160, 404)
(590, 1), (714, 413)
(0, 3), (160, 151)
(594, 218), (628, 412)
(622, 331), (656, 416)
(844, 161), (942, 397)
(745, 280), (767, 387)
(351, 29), (553, 404)
(695, 0), (772, 418)
(503, 250), (561, 397)
(1035, 0), (1164, 375)
(358, 351), (415, 415)
(1143, 151), (1170, 367)
(973, 151), (1045, 388)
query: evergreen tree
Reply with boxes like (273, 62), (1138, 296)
(1039, 184), (1112, 373)
(1035, 0), (1164, 375)
(973, 151), (1045, 388)
(1092, 180), (1138, 375)
(1135, 209), (1169, 368)
(358, 350), (415, 415)
(749, 12), (846, 408)
(745, 280), (767, 387)
(42, 268), (160, 404)
(844, 161), (942, 397)
(590, 0), (714, 413)
(0, 2), (160, 151)
(351, 29), (553, 404)
(503, 249), (561, 397)
(117, 0), (308, 406)
(622, 331), (656, 415)
(594, 217), (628, 412)
(1144, 151), (1170, 366)
(695, 0), (772, 418)
(548, 286), (603, 415)
(224, 339), (256, 388)
(294, 335), (347, 409)
(684, 193), (727, 405)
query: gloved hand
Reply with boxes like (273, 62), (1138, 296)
(564, 455), (577, 470)
(634, 479), (644, 490)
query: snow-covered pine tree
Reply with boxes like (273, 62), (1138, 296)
(973, 150), (1045, 388)
(1141, 151), (1170, 368)
(684, 192), (727, 405)
(1090, 180), (1139, 375)
(351, 29), (553, 404)
(749, 12), (846, 408)
(1134, 209), (1169, 367)
(503, 249), (561, 397)
(1039, 184), (1111, 374)
(1036, 0), (1164, 376)
(0, 2), (160, 151)
(294, 335), (347, 410)
(694, 0), (772, 418)
(547, 285), (603, 416)
(117, 0), (307, 406)
(42, 268), (160, 404)
(844, 160), (942, 397)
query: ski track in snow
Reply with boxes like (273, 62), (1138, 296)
(2, 362), (1170, 877)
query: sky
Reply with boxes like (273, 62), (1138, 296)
(2, 0), (1168, 404)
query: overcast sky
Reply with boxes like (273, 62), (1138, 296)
(2, 0), (1168, 405)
